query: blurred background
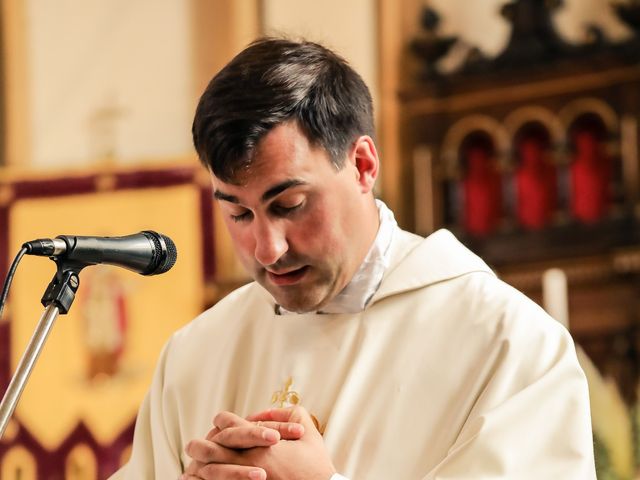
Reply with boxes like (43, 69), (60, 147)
(0, 0), (639, 478)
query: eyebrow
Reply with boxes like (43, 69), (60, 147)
(261, 179), (307, 202)
(213, 179), (308, 205)
(213, 190), (239, 203)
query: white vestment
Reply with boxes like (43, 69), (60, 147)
(112, 229), (596, 479)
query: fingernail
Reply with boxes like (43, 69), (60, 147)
(248, 470), (265, 480)
(262, 429), (279, 442)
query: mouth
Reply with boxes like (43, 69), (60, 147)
(266, 266), (309, 286)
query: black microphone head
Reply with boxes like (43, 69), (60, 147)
(142, 231), (177, 275)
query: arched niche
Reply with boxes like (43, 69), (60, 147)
(457, 131), (504, 237)
(559, 97), (619, 137)
(441, 115), (510, 178)
(504, 105), (565, 163)
(565, 111), (619, 223)
(511, 120), (555, 172)
(561, 98), (620, 162)
(510, 121), (560, 230)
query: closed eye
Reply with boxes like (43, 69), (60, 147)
(228, 200), (305, 222)
(271, 202), (304, 217)
(230, 210), (253, 222)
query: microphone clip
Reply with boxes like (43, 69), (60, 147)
(40, 259), (86, 315)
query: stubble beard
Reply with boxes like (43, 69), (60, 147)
(257, 262), (340, 314)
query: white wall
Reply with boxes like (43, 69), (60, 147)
(261, 0), (379, 115)
(26, 0), (193, 167)
(20, 0), (631, 169)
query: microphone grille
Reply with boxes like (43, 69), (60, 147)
(143, 231), (178, 275)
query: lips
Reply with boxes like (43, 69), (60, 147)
(266, 266), (309, 286)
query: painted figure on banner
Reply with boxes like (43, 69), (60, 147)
(461, 142), (503, 236)
(79, 266), (128, 380)
(570, 125), (611, 224)
(515, 132), (557, 229)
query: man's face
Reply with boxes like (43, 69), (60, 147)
(212, 122), (377, 313)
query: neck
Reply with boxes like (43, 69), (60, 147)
(356, 196), (381, 265)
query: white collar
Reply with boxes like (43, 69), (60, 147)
(279, 199), (397, 315)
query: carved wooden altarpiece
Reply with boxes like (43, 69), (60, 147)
(403, 0), (640, 404)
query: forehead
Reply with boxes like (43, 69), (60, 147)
(213, 122), (334, 192)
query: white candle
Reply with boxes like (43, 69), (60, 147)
(542, 268), (569, 329)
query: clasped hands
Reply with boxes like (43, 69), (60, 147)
(181, 406), (336, 480)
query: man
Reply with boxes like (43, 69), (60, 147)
(112, 38), (596, 479)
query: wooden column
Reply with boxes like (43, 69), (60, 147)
(189, 0), (261, 284)
(1, 0), (30, 167)
(377, 0), (404, 225)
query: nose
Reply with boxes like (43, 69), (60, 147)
(253, 219), (288, 267)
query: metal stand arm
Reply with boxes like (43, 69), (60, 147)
(0, 304), (60, 437)
(0, 264), (81, 439)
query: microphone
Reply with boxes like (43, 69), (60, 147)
(22, 231), (177, 275)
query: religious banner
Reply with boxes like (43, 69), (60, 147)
(0, 164), (215, 479)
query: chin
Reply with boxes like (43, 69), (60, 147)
(258, 270), (339, 313)
(275, 290), (329, 314)
(278, 298), (321, 314)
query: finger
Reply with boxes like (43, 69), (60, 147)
(246, 408), (286, 422)
(185, 438), (235, 464)
(205, 426), (221, 441)
(184, 459), (206, 475)
(197, 463), (266, 480)
(254, 420), (304, 439)
(212, 425), (280, 448)
(254, 406), (319, 432)
(248, 407), (306, 423)
(180, 468), (206, 480)
(213, 411), (251, 430)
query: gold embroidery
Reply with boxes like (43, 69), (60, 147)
(271, 377), (326, 435)
(310, 414), (326, 435)
(271, 376), (300, 407)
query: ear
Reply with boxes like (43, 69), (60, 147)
(350, 136), (379, 194)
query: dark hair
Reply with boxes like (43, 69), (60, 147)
(192, 37), (374, 183)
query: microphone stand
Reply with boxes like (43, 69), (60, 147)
(0, 262), (82, 439)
